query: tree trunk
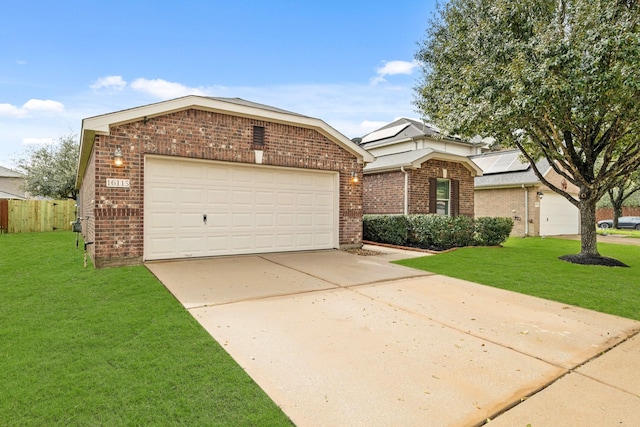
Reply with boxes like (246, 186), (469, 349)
(579, 197), (600, 257)
(613, 200), (623, 229)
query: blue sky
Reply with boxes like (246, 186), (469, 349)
(0, 0), (438, 168)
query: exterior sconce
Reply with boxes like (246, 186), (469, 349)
(113, 146), (124, 167)
(351, 171), (359, 183)
(536, 191), (544, 200)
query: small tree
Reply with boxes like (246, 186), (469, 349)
(607, 172), (640, 228)
(16, 134), (79, 199)
(415, 0), (640, 265)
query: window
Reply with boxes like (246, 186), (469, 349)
(436, 179), (450, 216)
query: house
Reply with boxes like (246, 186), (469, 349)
(359, 118), (484, 216)
(471, 149), (581, 236)
(75, 96), (373, 268)
(0, 166), (27, 200)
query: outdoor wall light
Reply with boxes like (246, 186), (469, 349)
(113, 146), (124, 167)
(537, 191), (544, 199)
(351, 171), (359, 183)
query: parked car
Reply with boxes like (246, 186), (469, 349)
(597, 216), (640, 230)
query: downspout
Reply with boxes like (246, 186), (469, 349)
(522, 184), (529, 236)
(401, 167), (409, 215)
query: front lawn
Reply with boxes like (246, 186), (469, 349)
(0, 232), (292, 426)
(395, 237), (640, 321)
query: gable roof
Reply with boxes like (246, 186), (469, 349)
(364, 148), (483, 176)
(0, 165), (23, 178)
(470, 150), (551, 188)
(359, 117), (478, 150)
(76, 95), (374, 187)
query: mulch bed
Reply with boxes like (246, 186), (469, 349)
(559, 254), (629, 267)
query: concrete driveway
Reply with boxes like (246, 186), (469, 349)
(147, 247), (640, 426)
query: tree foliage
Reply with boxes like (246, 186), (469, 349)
(415, 0), (640, 262)
(16, 134), (79, 199)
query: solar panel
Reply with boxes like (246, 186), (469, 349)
(361, 123), (411, 144)
(472, 151), (530, 175)
(471, 156), (498, 173)
(486, 153), (518, 174)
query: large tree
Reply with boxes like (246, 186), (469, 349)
(415, 0), (640, 265)
(16, 134), (79, 199)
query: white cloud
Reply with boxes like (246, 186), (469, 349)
(130, 78), (207, 99)
(0, 103), (24, 117)
(23, 99), (65, 113)
(90, 75), (127, 91)
(22, 137), (56, 145)
(358, 120), (388, 135)
(370, 60), (419, 85)
(0, 99), (64, 118)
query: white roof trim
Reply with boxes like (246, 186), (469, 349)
(364, 149), (483, 176)
(76, 96), (373, 187)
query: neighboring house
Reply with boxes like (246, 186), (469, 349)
(0, 166), (27, 200)
(359, 118), (484, 216)
(75, 95), (373, 268)
(471, 150), (581, 236)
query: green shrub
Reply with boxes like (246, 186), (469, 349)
(473, 217), (514, 246)
(407, 214), (474, 250)
(363, 214), (408, 245)
(364, 214), (513, 250)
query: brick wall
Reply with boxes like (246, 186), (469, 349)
(409, 160), (474, 216)
(363, 171), (405, 214)
(363, 159), (475, 216)
(80, 108), (363, 267)
(596, 207), (640, 222)
(475, 186), (541, 236)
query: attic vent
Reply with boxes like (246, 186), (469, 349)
(252, 126), (265, 147)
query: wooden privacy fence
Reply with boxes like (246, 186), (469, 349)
(0, 199), (77, 234)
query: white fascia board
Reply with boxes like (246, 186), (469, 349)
(365, 151), (483, 176)
(411, 151), (483, 176)
(474, 182), (540, 190)
(82, 95), (373, 162)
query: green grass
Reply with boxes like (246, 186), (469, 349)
(0, 232), (292, 426)
(598, 228), (640, 238)
(395, 237), (640, 321)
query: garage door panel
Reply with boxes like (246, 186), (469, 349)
(540, 194), (580, 235)
(180, 162), (206, 181)
(207, 188), (231, 206)
(177, 236), (205, 254)
(255, 235), (276, 249)
(277, 213), (295, 227)
(206, 166), (230, 183)
(255, 191), (275, 206)
(180, 188), (205, 204)
(255, 170), (275, 185)
(145, 157), (337, 260)
(232, 213), (254, 228)
(298, 213), (313, 226)
(232, 168), (253, 184)
(207, 212), (230, 228)
(256, 213), (275, 227)
(233, 190), (253, 205)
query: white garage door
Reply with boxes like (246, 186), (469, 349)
(540, 193), (580, 236)
(144, 156), (338, 260)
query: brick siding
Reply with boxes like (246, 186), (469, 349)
(363, 159), (475, 216)
(475, 186), (541, 237)
(80, 108), (363, 267)
(596, 207), (640, 222)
